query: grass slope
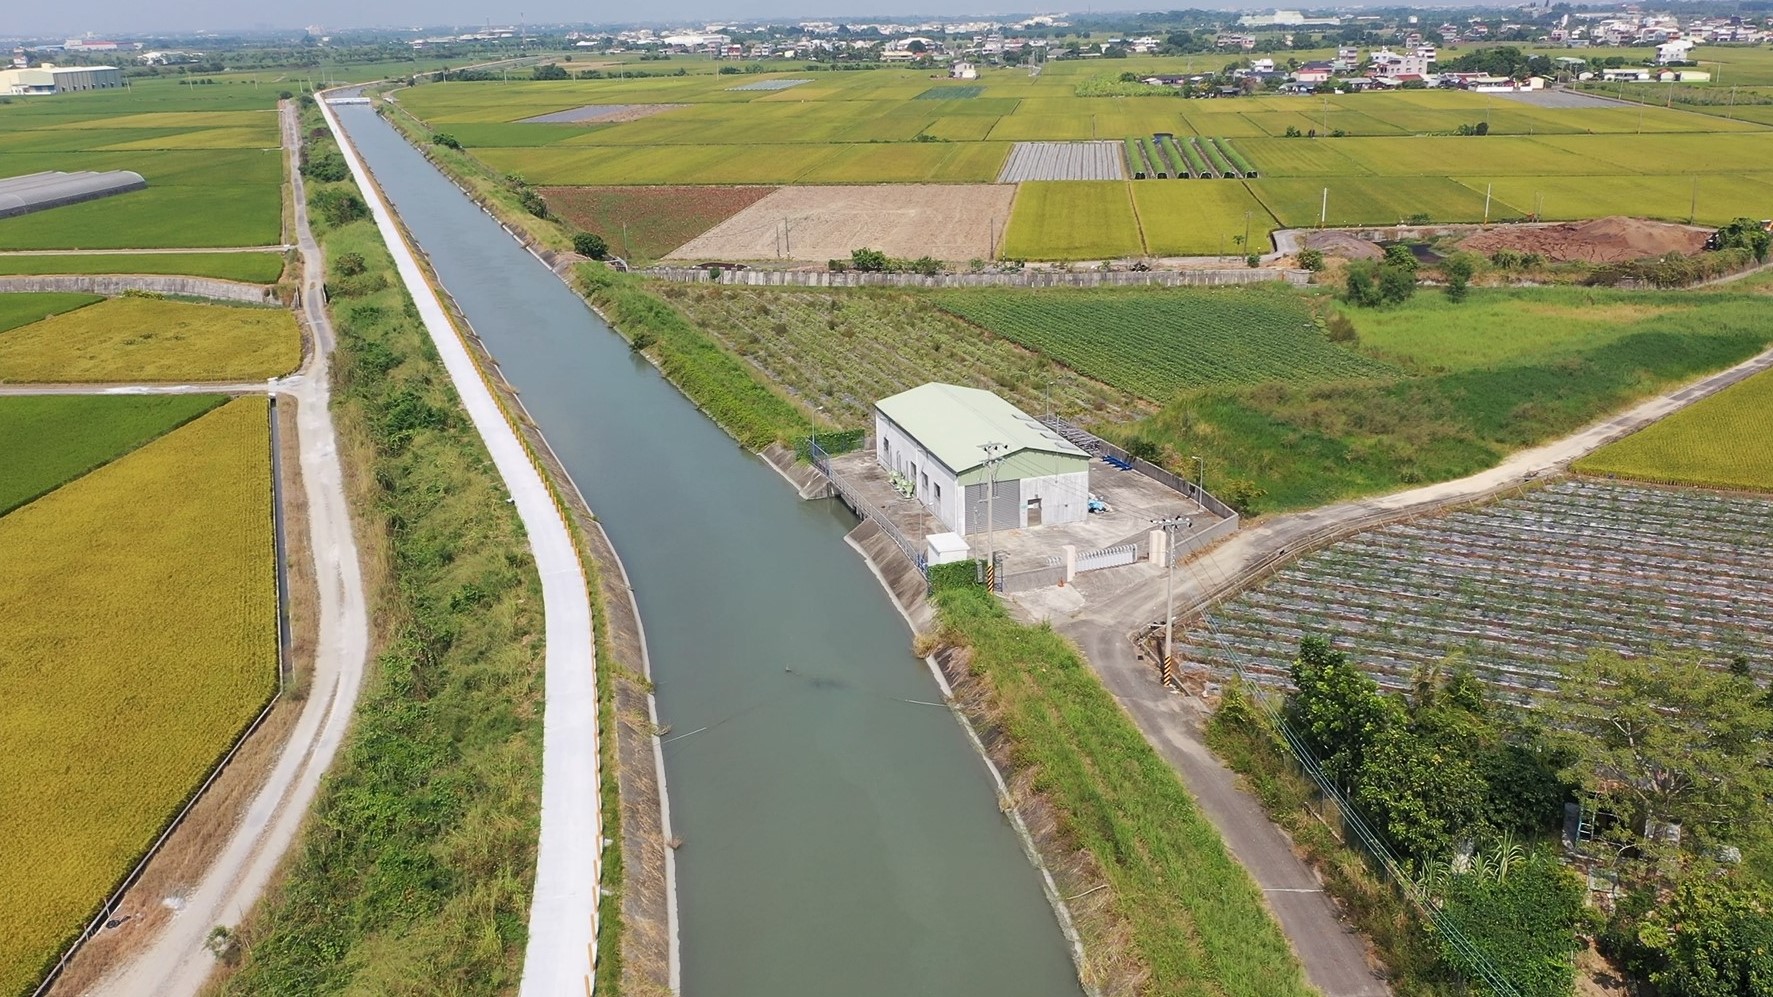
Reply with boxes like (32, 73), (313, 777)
(0, 297), (301, 382)
(933, 285), (1394, 397)
(1574, 366), (1773, 492)
(0, 398), (275, 997)
(933, 579), (1315, 997)
(0, 393), (226, 515)
(217, 158), (550, 992)
(0, 291), (102, 333)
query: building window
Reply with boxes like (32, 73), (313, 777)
(933, 482), (941, 504)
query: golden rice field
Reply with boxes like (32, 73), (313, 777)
(0, 297), (301, 383)
(0, 397), (277, 996)
(1575, 367), (1773, 492)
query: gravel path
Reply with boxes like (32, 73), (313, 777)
(80, 98), (371, 997)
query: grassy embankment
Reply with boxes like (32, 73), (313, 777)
(0, 399), (276, 997)
(213, 110), (639, 995)
(0, 296), (301, 382)
(928, 573), (1316, 996)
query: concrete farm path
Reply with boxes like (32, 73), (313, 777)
(75, 99), (372, 997)
(1027, 338), (1773, 997)
(319, 92), (605, 997)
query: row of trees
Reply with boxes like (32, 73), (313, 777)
(1279, 636), (1773, 996)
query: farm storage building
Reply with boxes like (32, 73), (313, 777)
(874, 383), (1090, 535)
(0, 170), (147, 219)
(0, 65), (124, 94)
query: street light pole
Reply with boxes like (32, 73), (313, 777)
(979, 441), (1006, 588)
(1151, 514), (1192, 686)
(1192, 455), (1205, 495)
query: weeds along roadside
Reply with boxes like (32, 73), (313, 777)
(925, 567), (1317, 997)
(209, 103), (637, 996)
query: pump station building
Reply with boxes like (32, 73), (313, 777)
(874, 383), (1090, 535)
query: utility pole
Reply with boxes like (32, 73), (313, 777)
(1151, 514), (1192, 686)
(1192, 455), (1205, 494)
(1243, 209), (1252, 256)
(1483, 182), (1493, 225)
(979, 441), (1006, 590)
(1319, 186), (1328, 228)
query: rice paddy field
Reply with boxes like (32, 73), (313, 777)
(0, 296), (302, 382)
(0, 396), (277, 997)
(1180, 479), (1773, 702)
(1574, 367), (1773, 492)
(0, 393), (226, 514)
(393, 62), (1773, 260)
(0, 251), (286, 283)
(0, 80), (286, 252)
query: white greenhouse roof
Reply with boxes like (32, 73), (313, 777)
(0, 170), (147, 219)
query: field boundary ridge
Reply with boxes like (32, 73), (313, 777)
(643, 266), (1308, 288)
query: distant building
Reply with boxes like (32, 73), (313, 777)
(1657, 39), (1697, 64)
(0, 64), (123, 94)
(1293, 61), (1334, 84)
(874, 383), (1090, 535)
(951, 61), (978, 79)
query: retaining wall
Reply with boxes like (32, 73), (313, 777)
(0, 274), (276, 303)
(644, 266), (1308, 289)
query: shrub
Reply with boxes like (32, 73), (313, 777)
(311, 187), (368, 227)
(1297, 248), (1325, 272)
(908, 256), (942, 276)
(431, 132), (462, 149)
(850, 248), (888, 272)
(572, 232), (609, 260)
(1246, 253), (1261, 269)
(1324, 312), (1359, 343)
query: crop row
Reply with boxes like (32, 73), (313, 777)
(1181, 480), (1773, 702)
(931, 286), (1395, 398)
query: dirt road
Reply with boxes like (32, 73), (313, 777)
(1025, 337), (1773, 996)
(76, 99), (371, 997)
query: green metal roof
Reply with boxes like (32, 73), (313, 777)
(875, 383), (1088, 476)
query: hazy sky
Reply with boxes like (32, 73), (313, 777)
(10, 1), (1258, 39)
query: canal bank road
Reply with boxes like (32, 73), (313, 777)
(331, 104), (1086, 997)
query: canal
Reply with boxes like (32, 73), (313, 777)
(333, 104), (1084, 997)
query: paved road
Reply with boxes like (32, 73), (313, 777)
(320, 92), (605, 997)
(1034, 337), (1773, 996)
(81, 100), (371, 997)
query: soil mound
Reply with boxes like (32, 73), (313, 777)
(1459, 216), (1710, 263)
(1301, 230), (1383, 260)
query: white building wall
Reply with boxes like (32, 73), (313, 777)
(1016, 470), (1090, 527)
(875, 412), (964, 533)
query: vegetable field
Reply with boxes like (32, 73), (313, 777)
(0, 397), (276, 997)
(933, 285), (1395, 398)
(539, 185), (776, 260)
(1182, 480), (1773, 702)
(655, 285), (1145, 428)
(0, 297), (302, 382)
(0, 393), (226, 515)
(1574, 368), (1773, 492)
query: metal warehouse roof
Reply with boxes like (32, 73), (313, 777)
(875, 383), (1088, 475)
(0, 169), (147, 219)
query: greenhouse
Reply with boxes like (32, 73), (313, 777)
(0, 170), (148, 219)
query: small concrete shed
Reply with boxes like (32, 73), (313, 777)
(874, 383), (1090, 535)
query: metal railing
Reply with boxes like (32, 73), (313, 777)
(1039, 415), (1243, 524)
(809, 440), (928, 576)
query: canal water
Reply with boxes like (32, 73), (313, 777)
(334, 105), (1083, 997)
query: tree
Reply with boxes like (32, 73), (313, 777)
(1637, 878), (1773, 997)
(1344, 260), (1386, 307)
(1382, 244), (1420, 271)
(431, 132), (462, 149)
(1377, 263), (1416, 304)
(573, 232), (609, 260)
(532, 63), (569, 81)
(1442, 252), (1477, 302)
(1712, 217), (1772, 263)
(1284, 636), (1392, 789)
(1545, 650), (1773, 859)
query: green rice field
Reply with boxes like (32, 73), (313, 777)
(0, 393), (226, 515)
(0, 291), (101, 333)
(0, 82), (286, 251)
(0, 252), (286, 282)
(391, 62), (1773, 260)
